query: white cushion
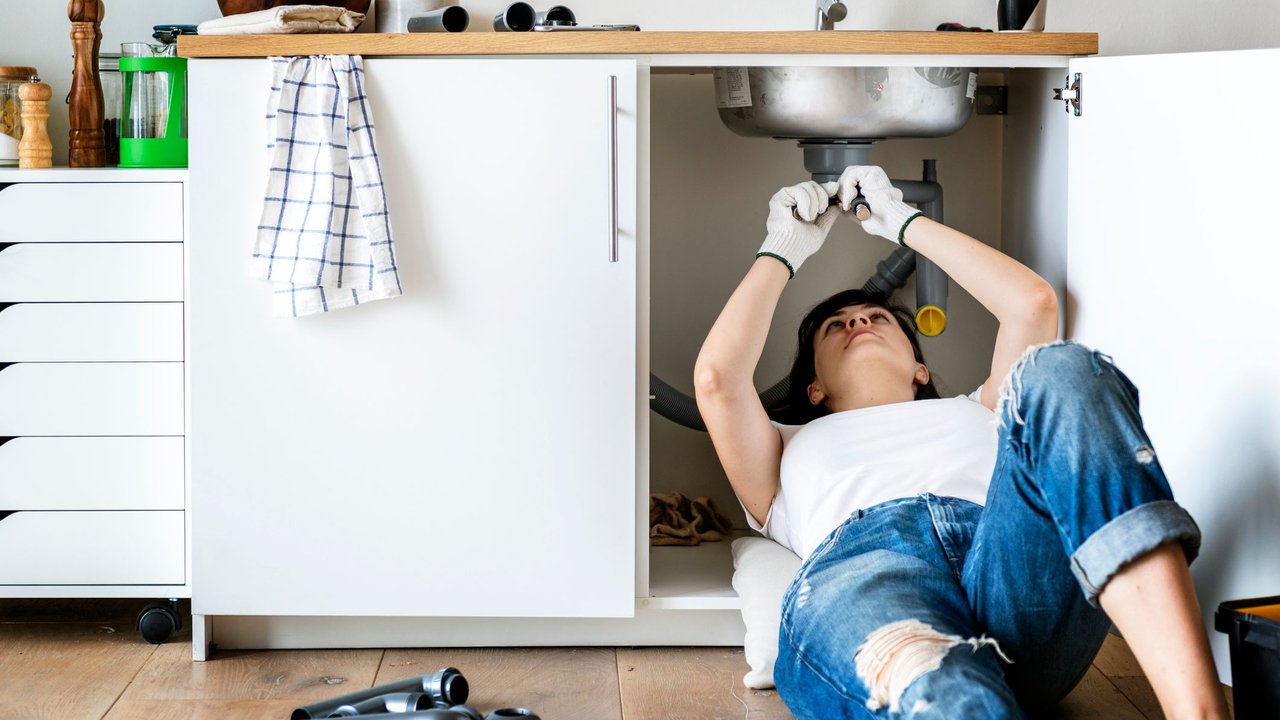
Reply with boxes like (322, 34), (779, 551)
(731, 536), (803, 689)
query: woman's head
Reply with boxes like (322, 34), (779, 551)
(776, 288), (939, 424)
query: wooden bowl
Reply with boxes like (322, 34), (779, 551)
(217, 0), (372, 17)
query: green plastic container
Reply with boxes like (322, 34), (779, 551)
(118, 55), (186, 168)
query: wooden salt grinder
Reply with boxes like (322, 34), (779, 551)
(68, 0), (106, 167)
(18, 82), (53, 169)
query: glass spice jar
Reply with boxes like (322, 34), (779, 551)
(99, 53), (122, 166)
(0, 66), (39, 167)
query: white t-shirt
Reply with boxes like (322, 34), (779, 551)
(745, 392), (998, 560)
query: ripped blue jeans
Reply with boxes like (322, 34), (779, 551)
(774, 342), (1202, 719)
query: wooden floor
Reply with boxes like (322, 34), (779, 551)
(0, 599), (1233, 719)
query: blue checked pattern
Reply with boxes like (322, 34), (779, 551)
(254, 55), (403, 317)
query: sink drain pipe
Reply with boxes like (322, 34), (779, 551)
(802, 145), (949, 336)
(650, 151), (949, 432)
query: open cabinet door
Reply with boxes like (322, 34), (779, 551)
(1066, 49), (1280, 683)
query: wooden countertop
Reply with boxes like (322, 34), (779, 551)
(178, 31), (1097, 59)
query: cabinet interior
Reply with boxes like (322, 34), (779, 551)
(643, 67), (1068, 606)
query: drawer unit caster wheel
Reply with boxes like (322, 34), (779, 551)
(137, 599), (182, 644)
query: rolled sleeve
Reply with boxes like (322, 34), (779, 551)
(1070, 500), (1202, 606)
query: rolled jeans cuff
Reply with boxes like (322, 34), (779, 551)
(1070, 500), (1202, 607)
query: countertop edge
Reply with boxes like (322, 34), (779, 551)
(178, 31), (1099, 59)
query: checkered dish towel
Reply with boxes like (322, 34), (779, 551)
(254, 55), (402, 317)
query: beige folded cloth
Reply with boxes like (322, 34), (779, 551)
(197, 5), (365, 35)
(649, 492), (735, 546)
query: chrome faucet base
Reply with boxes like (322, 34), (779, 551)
(816, 0), (847, 31)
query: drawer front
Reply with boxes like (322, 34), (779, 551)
(0, 183), (183, 243)
(0, 511), (184, 585)
(0, 437), (183, 510)
(0, 303), (183, 362)
(0, 363), (183, 436)
(0, 243), (182, 302)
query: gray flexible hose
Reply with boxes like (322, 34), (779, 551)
(649, 374), (791, 432)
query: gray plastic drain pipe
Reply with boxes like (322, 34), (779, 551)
(802, 146), (949, 335)
(648, 154), (948, 432)
(326, 692), (434, 717)
(407, 6), (471, 32)
(291, 669), (468, 719)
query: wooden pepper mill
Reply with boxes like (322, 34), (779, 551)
(68, 0), (106, 167)
(18, 81), (53, 169)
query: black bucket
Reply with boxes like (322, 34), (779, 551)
(1214, 595), (1280, 720)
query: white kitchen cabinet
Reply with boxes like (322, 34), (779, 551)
(0, 170), (189, 619)
(188, 59), (637, 629)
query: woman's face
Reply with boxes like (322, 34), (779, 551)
(808, 303), (927, 407)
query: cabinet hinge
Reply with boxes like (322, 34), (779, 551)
(1053, 73), (1082, 116)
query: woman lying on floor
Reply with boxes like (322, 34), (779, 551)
(693, 166), (1228, 720)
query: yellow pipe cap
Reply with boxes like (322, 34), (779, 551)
(915, 305), (947, 337)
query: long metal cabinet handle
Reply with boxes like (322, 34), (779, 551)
(608, 74), (619, 263)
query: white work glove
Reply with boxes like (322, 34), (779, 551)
(757, 180), (841, 278)
(836, 166), (923, 246)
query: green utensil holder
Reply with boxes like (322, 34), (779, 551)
(119, 55), (187, 168)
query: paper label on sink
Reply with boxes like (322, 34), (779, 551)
(966, 72), (978, 101)
(714, 68), (752, 109)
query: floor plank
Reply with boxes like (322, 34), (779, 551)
(1050, 666), (1147, 720)
(1108, 677), (1165, 720)
(0, 601), (1236, 720)
(378, 647), (622, 720)
(0, 623), (157, 720)
(104, 643), (383, 720)
(618, 647), (794, 720)
(1094, 632), (1146, 678)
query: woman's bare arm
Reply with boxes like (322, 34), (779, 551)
(694, 257), (791, 526)
(902, 218), (1058, 410)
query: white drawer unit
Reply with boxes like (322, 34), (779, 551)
(0, 511), (184, 585)
(0, 362), (183, 436)
(0, 170), (189, 637)
(0, 303), (183, 362)
(0, 182), (183, 243)
(0, 243), (183, 302)
(0, 437), (184, 510)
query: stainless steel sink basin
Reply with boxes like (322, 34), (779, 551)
(714, 66), (977, 140)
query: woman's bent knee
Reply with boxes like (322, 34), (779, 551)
(998, 341), (1137, 429)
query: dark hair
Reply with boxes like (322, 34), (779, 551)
(771, 288), (940, 425)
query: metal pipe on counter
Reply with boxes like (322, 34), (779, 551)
(493, 2), (536, 31)
(407, 6), (470, 32)
(533, 5), (575, 26)
(376, 0), (456, 32)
